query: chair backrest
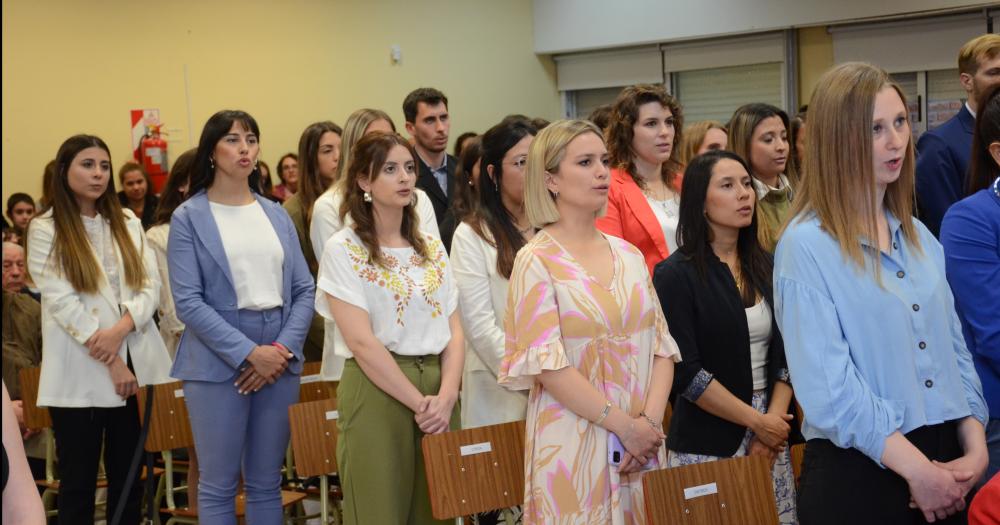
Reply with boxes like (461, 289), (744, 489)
(287, 398), (339, 478)
(421, 420), (525, 520)
(17, 367), (51, 429)
(299, 361), (334, 402)
(136, 381), (195, 453)
(642, 455), (778, 525)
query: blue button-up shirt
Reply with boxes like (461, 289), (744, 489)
(774, 211), (987, 467)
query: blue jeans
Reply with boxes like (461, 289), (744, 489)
(183, 308), (300, 524)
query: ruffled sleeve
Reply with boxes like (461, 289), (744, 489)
(498, 247), (571, 391)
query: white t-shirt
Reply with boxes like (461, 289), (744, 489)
(645, 195), (680, 254)
(746, 300), (773, 391)
(316, 228), (458, 358)
(209, 200), (284, 310)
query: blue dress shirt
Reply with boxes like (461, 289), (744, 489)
(774, 211), (987, 467)
(940, 180), (1000, 418)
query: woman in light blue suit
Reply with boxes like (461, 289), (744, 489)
(168, 109), (315, 524)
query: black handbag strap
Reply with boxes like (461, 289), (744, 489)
(110, 384), (155, 525)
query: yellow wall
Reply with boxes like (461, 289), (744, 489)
(797, 26), (835, 107)
(1, 0), (560, 204)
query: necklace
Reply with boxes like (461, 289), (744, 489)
(643, 187), (680, 219)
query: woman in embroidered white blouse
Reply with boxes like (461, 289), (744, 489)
(316, 131), (464, 525)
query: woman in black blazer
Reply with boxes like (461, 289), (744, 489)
(653, 150), (798, 524)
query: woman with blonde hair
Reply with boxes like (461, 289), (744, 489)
(316, 131), (463, 524)
(598, 84), (685, 273)
(27, 134), (172, 524)
(677, 120), (728, 168)
(774, 63), (988, 524)
(728, 103), (796, 252)
(310, 109), (439, 382)
(499, 119), (680, 524)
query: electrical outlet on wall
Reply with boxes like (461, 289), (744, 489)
(390, 44), (402, 65)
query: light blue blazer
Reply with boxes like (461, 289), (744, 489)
(168, 191), (315, 382)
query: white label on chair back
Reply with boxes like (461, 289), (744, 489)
(683, 482), (718, 500)
(325, 410), (339, 420)
(460, 442), (492, 456)
(174, 389), (184, 398)
(301, 374), (322, 384)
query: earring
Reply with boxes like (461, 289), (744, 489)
(363, 191), (373, 203)
(209, 158), (215, 170)
(552, 190), (559, 198)
(254, 159), (259, 168)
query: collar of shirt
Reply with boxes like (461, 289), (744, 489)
(418, 152), (448, 173)
(752, 173), (792, 201)
(966, 101), (976, 119)
(857, 210), (904, 253)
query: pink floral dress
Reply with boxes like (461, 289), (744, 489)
(499, 230), (681, 524)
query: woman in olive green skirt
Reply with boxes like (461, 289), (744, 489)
(316, 131), (464, 524)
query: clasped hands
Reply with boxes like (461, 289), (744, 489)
(413, 392), (457, 435)
(748, 411), (794, 465)
(617, 415), (666, 474)
(905, 450), (986, 523)
(234, 345), (294, 395)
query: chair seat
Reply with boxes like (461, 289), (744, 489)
(164, 490), (307, 518)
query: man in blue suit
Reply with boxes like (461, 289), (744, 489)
(916, 33), (1000, 237)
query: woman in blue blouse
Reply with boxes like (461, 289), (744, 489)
(774, 63), (988, 525)
(168, 110), (315, 524)
(940, 84), (1000, 485)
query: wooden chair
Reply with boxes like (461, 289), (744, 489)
(421, 420), (525, 521)
(642, 455), (779, 525)
(298, 361), (335, 403)
(137, 381), (306, 524)
(287, 398), (341, 524)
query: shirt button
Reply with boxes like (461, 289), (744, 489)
(893, 242), (899, 250)
(925, 379), (933, 388)
(918, 341), (927, 349)
(912, 304), (920, 312)
(896, 271), (905, 278)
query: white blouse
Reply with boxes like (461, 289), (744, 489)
(316, 228), (457, 358)
(146, 224), (183, 358)
(746, 300), (773, 391)
(81, 213), (121, 300)
(209, 200), (284, 310)
(645, 195), (680, 254)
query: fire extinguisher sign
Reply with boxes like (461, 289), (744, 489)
(131, 109), (160, 162)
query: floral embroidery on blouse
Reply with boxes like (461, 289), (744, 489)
(343, 236), (446, 325)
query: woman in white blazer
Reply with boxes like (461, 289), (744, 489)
(309, 109), (439, 382)
(451, 117), (536, 431)
(26, 135), (172, 525)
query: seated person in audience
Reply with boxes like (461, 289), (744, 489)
(940, 84), (1000, 486)
(28, 134), (173, 524)
(654, 150), (797, 524)
(284, 121), (343, 362)
(257, 159), (278, 201)
(310, 109), (439, 382)
(916, 34), (1000, 237)
(272, 153), (299, 202)
(599, 84), (685, 272)
(500, 120), (679, 524)
(116, 161), (160, 229)
(774, 62), (988, 525)
(2, 381), (46, 524)
(728, 103), (796, 252)
(2, 242), (44, 481)
(317, 132), (462, 525)
(5, 193), (36, 240)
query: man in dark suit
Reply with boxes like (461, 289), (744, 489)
(403, 88), (455, 234)
(916, 34), (1000, 237)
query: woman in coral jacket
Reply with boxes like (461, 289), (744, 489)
(597, 84), (685, 275)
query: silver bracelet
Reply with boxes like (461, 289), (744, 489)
(594, 400), (612, 426)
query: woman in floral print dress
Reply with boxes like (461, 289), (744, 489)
(499, 120), (680, 524)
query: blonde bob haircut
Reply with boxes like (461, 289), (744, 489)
(783, 62), (920, 276)
(525, 119), (606, 228)
(677, 120), (727, 167)
(334, 108), (395, 191)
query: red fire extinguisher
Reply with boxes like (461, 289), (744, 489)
(140, 124), (169, 194)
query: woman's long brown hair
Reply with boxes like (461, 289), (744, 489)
(339, 132), (428, 267)
(31, 135), (147, 293)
